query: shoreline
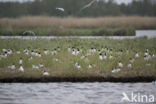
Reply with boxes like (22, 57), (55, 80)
(0, 76), (155, 83)
(0, 30), (156, 39)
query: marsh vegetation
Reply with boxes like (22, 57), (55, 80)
(0, 16), (156, 36)
(0, 37), (156, 79)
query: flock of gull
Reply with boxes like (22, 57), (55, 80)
(0, 47), (156, 76)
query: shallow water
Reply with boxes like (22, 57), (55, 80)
(0, 30), (156, 39)
(0, 82), (156, 104)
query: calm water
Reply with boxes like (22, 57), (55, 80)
(0, 82), (156, 104)
(0, 30), (156, 39)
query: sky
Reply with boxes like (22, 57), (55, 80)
(0, 0), (132, 4)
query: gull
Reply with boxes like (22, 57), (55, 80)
(88, 64), (92, 69)
(23, 31), (35, 36)
(8, 64), (16, 70)
(129, 58), (134, 63)
(135, 52), (139, 58)
(127, 63), (132, 68)
(81, 0), (99, 11)
(72, 49), (76, 55)
(3, 52), (8, 59)
(92, 48), (96, 53)
(54, 58), (58, 62)
(51, 48), (57, 55)
(144, 55), (151, 61)
(103, 53), (107, 60)
(43, 71), (49, 76)
(152, 54), (156, 59)
(110, 48), (113, 54)
(56, 8), (65, 12)
(76, 49), (80, 55)
(144, 51), (149, 56)
(35, 52), (41, 57)
(39, 63), (44, 68)
(7, 49), (12, 55)
(44, 49), (49, 55)
(89, 48), (96, 54)
(112, 68), (121, 73)
(38, 52), (42, 57)
(118, 49), (123, 55)
(32, 65), (39, 69)
(24, 49), (29, 55)
(118, 61), (123, 68)
(126, 49), (129, 53)
(19, 65), (24, 72)
(99, 53), (103, 60)
(19, 58), (23, 65)
(31, 50), (35, 56)
(109, 54), (113, 59)
(75, 63), (81, 69)
(34, 52), (37, 56)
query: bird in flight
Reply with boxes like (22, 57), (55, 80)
(80, 0), (99, 11)
(56, 7), (65, 12)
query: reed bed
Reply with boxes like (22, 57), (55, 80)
(0, 16), (156, 28)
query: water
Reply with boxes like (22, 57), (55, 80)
(0, 82), (156, 104)
(0, 30), (156, 39)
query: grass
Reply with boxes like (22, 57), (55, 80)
(0, 26), (135, 36)
(0, 16), (156, 28)
(0, 37), (156, 80)
(0, 16), (156, 36)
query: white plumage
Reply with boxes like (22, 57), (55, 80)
(56, 8), (65, 12)
(75, 63), (81, 69)
(118, 61), (123, 68)
(112, 68), (121, 73)
(135, 52), (139, 58)
(8, 64), (16, 70)
(127, 63), (132, 68)
(43, 71), (49, 76)
(99, 54), (103, 60)
(19, 59), (23, 65)
(88, 64), (92, 69)
(19, 65), (24, 72)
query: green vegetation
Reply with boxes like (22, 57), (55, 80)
(0, 37), (156, 79)
(1, 16), (156, 36)
(0, 0), (156, 17)
(0, 27), (135, 36)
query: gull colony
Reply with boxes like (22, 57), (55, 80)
(0, 47), (155, 75)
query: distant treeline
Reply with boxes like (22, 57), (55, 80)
(0, 0), (156, 17)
